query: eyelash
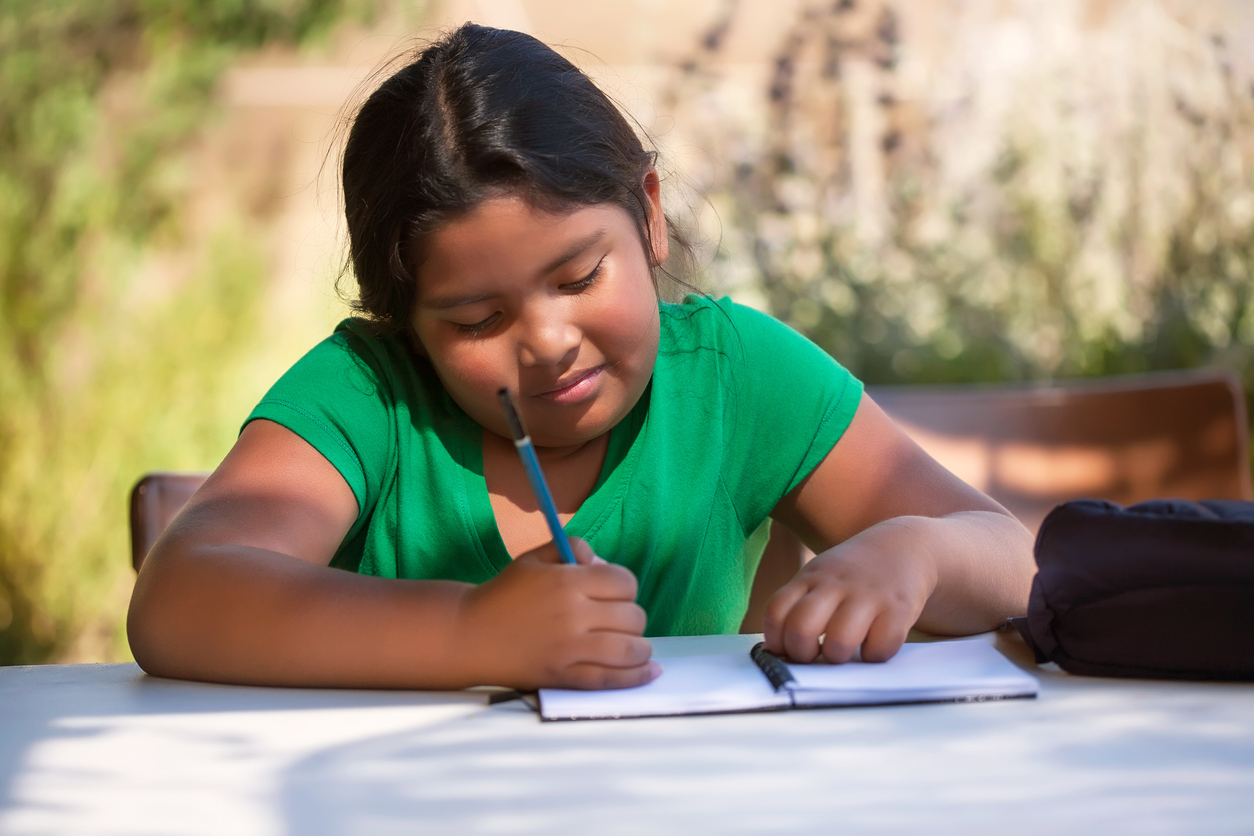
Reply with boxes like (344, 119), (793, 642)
(562, 260), (603, 292)
(455, 314), (499, 335)
(453, 261), (604, 335)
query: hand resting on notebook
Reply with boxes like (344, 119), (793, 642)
(764, 397), (1035, 665)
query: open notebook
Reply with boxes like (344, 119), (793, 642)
(539, 637), (1038, 721)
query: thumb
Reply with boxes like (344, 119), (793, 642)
(514, 537), (606, 566)
(569, 537), (608, 566)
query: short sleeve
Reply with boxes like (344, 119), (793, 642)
(716, 298), (863, 528)
(243, 323), (398, 534)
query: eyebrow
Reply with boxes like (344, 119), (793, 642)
(541, 228), (607, 276)
(423, 291), (496, 311)
(421, 228), (608, 311)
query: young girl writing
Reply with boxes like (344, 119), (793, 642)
(127, 23), (1036, 691)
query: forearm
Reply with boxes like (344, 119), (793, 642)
(860, 510), (1035, 635)
(128, 541), (478, 689)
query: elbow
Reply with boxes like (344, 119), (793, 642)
(126, 546), (198, 680)
(127, 574), (175, 678)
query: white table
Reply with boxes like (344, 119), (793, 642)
(2, 633), (1252, 835)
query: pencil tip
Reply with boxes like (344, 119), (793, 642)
(498, 388), (526, 440)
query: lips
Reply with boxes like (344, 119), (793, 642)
(535, 366), (605, 404)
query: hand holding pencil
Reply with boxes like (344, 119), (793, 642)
(455, 534), (657, 690)
(444, 389), (657, 691)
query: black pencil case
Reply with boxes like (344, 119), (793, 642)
(1011, 498), (1254, 681)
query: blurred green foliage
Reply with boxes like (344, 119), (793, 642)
(0, 0), (379, 664)
(674, 1), (1254, 401)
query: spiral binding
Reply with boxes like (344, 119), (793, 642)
(750, 642), (797, 692)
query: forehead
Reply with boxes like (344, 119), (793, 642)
(415, 196), (641, 294)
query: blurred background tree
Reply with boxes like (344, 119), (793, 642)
(0, 0), (386, 664)
(669, 0), (1254, 397)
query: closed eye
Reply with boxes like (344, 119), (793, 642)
(454, 312), (500, 335)
(561, 259), (603, 292)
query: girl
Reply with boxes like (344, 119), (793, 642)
(127, 23), (1035, 691)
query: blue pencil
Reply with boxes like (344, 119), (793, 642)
(497, 388), (578, 565)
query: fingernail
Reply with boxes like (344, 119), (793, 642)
(591, 555), (608, 564)
(647, 660), (663, 679)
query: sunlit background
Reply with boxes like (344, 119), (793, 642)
(3, 0), (1253, 665)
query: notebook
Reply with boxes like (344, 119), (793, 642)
(538, 637), (1038, 721)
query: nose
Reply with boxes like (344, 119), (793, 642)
(516, 308), (580, 367)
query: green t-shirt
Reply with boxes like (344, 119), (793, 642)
(245, 295), (862, 636)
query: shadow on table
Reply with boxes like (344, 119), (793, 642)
(276, 639), (1254, 834)
(0, 663), (479, 814)
(4, 649), (1252, 834)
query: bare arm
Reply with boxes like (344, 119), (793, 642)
(127, 419), (653, 690)
(764, 392), (1035, 663)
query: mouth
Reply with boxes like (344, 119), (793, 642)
(535, 366), (605, 405)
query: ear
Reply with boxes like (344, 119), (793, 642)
(642, 167), (670, 267)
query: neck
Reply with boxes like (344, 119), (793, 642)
(485, 429), (604, 464)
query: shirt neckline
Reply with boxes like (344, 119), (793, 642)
(459, 387), (649, 571)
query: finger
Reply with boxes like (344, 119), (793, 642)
(779, 589), (842, 663)
(587, 601), (648, 637)
(569, 537), (607, 566)
(820, 600), (879, 664)
(761, 578), (812, 655)
(860, 610), (911, 663)
(579, 563), (640, 601)
(516, 540), (569, 566)
(513, 537), (605, 567)
(559, 631), (656, 690)
(561, 659), (661, 691)
(577, 630), (654, 668)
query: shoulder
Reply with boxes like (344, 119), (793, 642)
(658, 294), (834, 367)
(649, 295), (865, 527)
(326, 318), (414, 377)
(245, 319), (446, 530)
(248, 318), (447, 461)
(652, 292), (861, 426)
(275, 318), (427, 403)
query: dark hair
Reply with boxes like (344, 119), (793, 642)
(341, 23), (691, 336)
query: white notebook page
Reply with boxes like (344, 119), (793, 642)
(785, 638), (1039, 706)
(540, 650), (790, 720)
(539, 637), (1036, 721)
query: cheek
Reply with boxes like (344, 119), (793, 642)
(604, 280), (660, 360)
(426, 338), (507, 403)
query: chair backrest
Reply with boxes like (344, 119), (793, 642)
(869, 368), (1253, 533)
(129, 472), (208, 571)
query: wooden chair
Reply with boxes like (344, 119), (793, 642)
(129, 472), (208, 571)
(742, 368), (1253, 631)
(870, 368), (1251, 532)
